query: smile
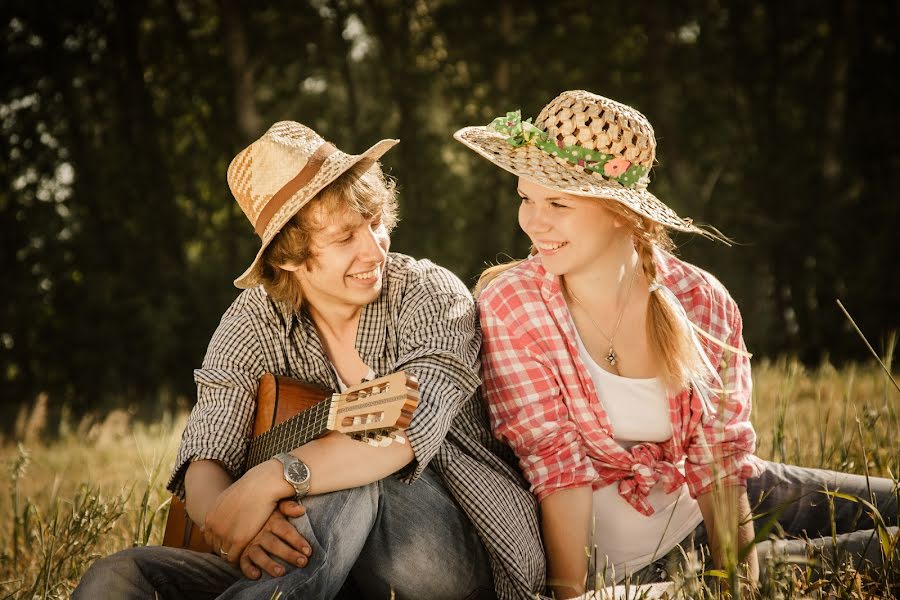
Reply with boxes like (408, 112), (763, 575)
(348, 267), (381, 280)
(537, 241), (567, 251)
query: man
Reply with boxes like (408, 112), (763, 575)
(74, 121), (544, 599)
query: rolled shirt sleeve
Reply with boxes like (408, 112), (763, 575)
(480, 283), (598, 501)
(684, 288), (763, 498)
(166, 308), (266, 500)
(394, 263), (483, 482)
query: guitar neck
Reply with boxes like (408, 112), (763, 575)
(244, 396), (333, 469)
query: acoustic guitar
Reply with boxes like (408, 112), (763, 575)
(161, 371), (420, 553)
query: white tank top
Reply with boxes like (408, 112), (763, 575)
(573, 329), (704, 583)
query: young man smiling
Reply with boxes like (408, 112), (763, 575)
(73, 121), (544, 600)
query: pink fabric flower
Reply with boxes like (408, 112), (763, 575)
(603, 157), (631, 177)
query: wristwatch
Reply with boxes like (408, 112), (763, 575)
(273, 453), (311, 499)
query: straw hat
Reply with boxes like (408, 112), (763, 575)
(227, 121), (398, 288)
(453, 90), (700, 233)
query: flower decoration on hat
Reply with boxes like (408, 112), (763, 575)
(487, 111), (649, 189)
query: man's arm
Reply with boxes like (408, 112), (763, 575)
(198, 430), (415, 564)
(184, 459), (234, 527)
(187, 459), (311, 578)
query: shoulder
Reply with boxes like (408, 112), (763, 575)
(478, 256), (555, 336)
(479, 256), (548, 313)
(655, 249), (740, 328)
(214, 286), (286, 339)
(385, 252), (471, 298)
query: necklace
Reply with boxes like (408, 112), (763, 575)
(566, 265), (639, 369)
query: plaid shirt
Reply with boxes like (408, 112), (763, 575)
(479, 249), (765, 516)
(167, 253), (544, 599)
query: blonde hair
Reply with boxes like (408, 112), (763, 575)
(477, 197), (712, 391)
(259, 161), (398, 310)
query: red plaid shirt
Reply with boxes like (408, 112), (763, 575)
(479, 249), (765, 515)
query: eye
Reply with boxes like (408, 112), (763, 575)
(550, 201), (570, 209)
(336, 233), (354, 245)
(518, 196), (532, 205)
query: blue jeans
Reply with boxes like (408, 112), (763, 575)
(632, 460), (899, 583)
(74, 466), (495, 600)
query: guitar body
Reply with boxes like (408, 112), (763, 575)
(161, 372), (418, 554)
(253, 374), (331, 437)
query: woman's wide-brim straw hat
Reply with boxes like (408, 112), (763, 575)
(453, 90), (700, 233)
(227, 121), (398, 289)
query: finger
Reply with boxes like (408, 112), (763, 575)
(277, 498), (306, 518)
(245, 539), (290, 578)
(239, 551), (261, 580)
(257, 530), (309, 568)
(270, 514), (313, 557)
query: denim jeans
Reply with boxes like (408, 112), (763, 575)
(73, 465), (495, 600)
(631, 460), (899, 584)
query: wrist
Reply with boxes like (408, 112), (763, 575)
(271, 453), (312, 499)
(255, 458), (296, 500)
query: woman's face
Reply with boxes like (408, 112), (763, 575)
(516, 177), (629, 277)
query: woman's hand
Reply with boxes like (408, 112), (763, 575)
(202, 459), (291, 561)
(698, 484), (759, 584)
(238, 499), (313, 579)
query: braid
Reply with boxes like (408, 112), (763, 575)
(614, 205), (700, 391)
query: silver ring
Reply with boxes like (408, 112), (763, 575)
(218, 548), (228, 558)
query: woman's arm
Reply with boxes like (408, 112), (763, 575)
(479, 283), (599, 502)
(541, 486), (593, 599)
(684, 287), (763, 585)
(697, 484), (759, 582)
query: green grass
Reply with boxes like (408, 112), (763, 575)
(0, 360), (897, 599)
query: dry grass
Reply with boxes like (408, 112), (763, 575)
(0, 360), (897, 599)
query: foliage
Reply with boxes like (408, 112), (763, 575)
(2, 1), (899, 420)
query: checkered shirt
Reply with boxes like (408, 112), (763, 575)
(166, 253), (545, 599)
(479, 249), (765, 515)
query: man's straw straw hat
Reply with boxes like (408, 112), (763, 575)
(227, 121), (398, 289)
(454, 90), (700, 233)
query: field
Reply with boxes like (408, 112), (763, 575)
(1, 358), (897, 599)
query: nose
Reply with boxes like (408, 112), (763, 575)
(359, 225), (388, 261)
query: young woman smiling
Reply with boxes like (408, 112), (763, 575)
(455, 90), (898, 598)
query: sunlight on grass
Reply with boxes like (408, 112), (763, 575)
(0, 361), (896, 599)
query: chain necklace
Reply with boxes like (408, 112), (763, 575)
(566, 264), (639, 369)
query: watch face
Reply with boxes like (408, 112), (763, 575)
(286, 461), (309, 484)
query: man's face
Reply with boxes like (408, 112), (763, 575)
(288, 207), (390, 315)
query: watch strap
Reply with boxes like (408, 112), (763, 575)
(273, 452), (311, 499)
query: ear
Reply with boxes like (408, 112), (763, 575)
(278, 262), (302, 273)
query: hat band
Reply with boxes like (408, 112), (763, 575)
(487, 111), (649, 189)
(254, 142), (338, 238)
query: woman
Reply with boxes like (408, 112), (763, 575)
(454, 90), (897, 598)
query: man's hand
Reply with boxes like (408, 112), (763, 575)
(202, 459), (291, 561)
(239, 499), (313, 579)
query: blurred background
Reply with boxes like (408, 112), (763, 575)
(2, 0), (898, 427)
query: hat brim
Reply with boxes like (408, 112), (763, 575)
(453, 126), (700, 233)
(233, 138), (399, 289)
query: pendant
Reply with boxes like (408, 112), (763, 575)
(605, 347), (617, 366)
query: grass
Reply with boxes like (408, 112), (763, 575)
(0, 359), (897, 599)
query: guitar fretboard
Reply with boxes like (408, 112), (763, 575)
(244, 396), (332, 469)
